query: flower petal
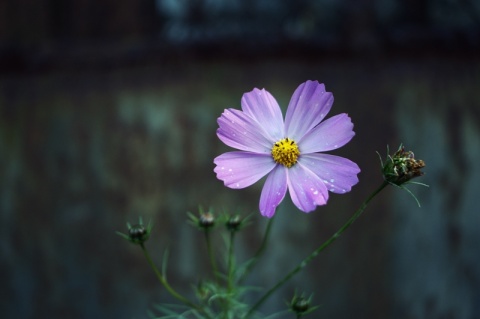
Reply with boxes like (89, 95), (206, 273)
(214, 151), (275, 189)
(285, 80), (334, 141)
(287, 163), (329, 213)
(299, 113), (355, 153)
(259, 165), (287, 218)
(217, 108), (273, 153)
(241, 88), (285, 141)
(299, 154), (360, 194)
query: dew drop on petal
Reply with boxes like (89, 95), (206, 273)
(330, 188), (335, 192)
(330, 179), (335, 183)
(313, 190), (319, 195)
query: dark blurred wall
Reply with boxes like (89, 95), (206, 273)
(391, 64), (480, 319)
(1, 1), (480, 319)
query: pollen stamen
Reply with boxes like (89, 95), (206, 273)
(271, 137), (300, 168)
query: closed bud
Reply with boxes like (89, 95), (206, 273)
(226, 215), (242, 232)
(128, 224), (149, 244)
(187, 209), (217, 231)
(291, 296), (310, 313)
(288, 292), (318, 316)
(199, 212), (215, 228)
(117, 217), (152, 245)
(381, 145), (425, 186)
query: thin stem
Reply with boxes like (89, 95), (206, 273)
(239, 216), (275, 282)
(223, 231), (236, 319)
(140, 244), (211, 318)
(244, 181), (389, 318)
(205, 228), (220, 283)
(227, 231), (236, 292)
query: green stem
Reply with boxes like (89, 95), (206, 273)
(223, 230), (236, 318)
(205, 228), (220, 283)
(244, 181), (389, 318)
(227, 231), (236, 292)
(239, 216), (275, 282)
(140, 244), (210, 318)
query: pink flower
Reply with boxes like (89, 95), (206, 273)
(214, 80), (360, 218)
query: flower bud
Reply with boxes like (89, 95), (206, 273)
(187, 209), (217, 231)
(117, 218), (152, 245)
(226, 215), (242, 232)
(381, 145), (425, 186)
(291, 296), (310, 314)
(128, 224), (149, 244)
(288, 292), (318, 316)
(199, 212), (215, 228)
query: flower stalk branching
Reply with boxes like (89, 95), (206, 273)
(117, 81), (428, 319)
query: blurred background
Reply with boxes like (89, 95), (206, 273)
(1, 0), (480, 318)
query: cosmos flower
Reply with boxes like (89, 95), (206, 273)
(214, 80), (360, 218)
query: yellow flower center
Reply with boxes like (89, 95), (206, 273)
(271, 138), (300, 168)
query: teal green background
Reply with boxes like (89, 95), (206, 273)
(1, 1), (480, 318)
